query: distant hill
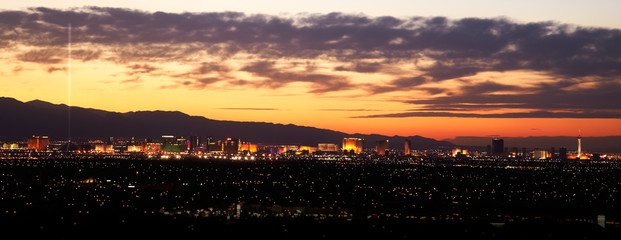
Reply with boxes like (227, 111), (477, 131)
(446, 136), (621, 153)
(0, 97), (453, 149)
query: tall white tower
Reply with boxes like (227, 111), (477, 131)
(577, 131), (582, 158)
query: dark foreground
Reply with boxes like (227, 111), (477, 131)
(1, 157), (621, 239)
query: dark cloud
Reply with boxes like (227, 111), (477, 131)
(352, 110), (621, 119)
(407, 81), (621, 111)
(217, 107), (280, 111)
(417, 87), (447, 95)
(334, 62), (383, 73)
(320, 109), (381, 111)
(4, 7), (618, 79)
(17, 48), (64, 64)
(161, 62), (231, 89)
(46, 66), (66, 73)
(459, 81), (523, 94)
(126, 64), (159, 75)
(366, 76), (428, 94)
(197, 62), (230, 74)
(363, 80), (621, 118)
(240, 61), (352, 93)
(3, 7), (621, 118)
(73, 49), (102, 62)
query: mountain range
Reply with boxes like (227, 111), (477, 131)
(0, 97), (453, 149)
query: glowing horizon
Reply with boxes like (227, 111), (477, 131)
(1, 5), (621, 141)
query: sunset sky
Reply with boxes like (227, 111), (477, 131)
(1, 1), (621, 140)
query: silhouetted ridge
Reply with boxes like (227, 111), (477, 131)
(0, 97), (452, 148)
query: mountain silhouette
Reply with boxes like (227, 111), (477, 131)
(0, 97), (452, 149)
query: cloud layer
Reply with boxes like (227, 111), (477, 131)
(2, 7), (621, 118)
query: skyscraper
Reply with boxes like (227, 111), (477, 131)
(189, 136), (201, 152)
(27, 135), (49, 151)
(223, 138), (240, 154)
(404, 139), (411, 155)
(533, 150), (548, 160)
(492, 138), (504, 155)
(559, 147), (567, 160)
(161, 135), (186, 153)
(342, 138), (364, 154)
(550, 147), (556, 159)
(376, 140), (389, 155)
(318, 143), (339, 152)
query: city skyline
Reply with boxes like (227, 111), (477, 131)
(2, 3), (621, 237)
(1, 2), (621, 140)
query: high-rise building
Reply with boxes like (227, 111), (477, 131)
(559, 147), (567, 160)
(93, 140), (114, 152)
(318, 143), (339, 152)
(404, 139), (411, 155)
(27, 135), (49, 151)
(533, 150), (548, 160)
(240, 142), (258, 153)
(376, 140), (389, 155)
(127, 145), (143, 152)
(492, 138), (504, 155)
(223, 138), (240, 154)
(452, 148), (464, 157)
(189, 136), (201, 152)
(161, 135), (187, 153)
(342, 138), (364, 154)
(145, 143), (162, 153)
(550, 147), (556, 159)
(299, 146), (317, 154)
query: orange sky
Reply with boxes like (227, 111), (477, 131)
(2, 7), (621, 140)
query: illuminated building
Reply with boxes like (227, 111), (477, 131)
(262, 146), (279, 154)
(299, 146), (316, 154)
(189, 136), (201, 152)
(203, 137), (222, 152)
(240, 142), (258, 153)
(145, 143), (162, 153)
(318, 143), (339, 152)
(492, 138), (504, 155)
(342, 138), (364, 154)
(161, 135), (188, 153)
(27, 135), (49, 151)
(598, 214), (606, 228)
(533, 150), (548, 160)
(127, 145), (143, 152)
(93, 140), (114, 152)
(404, 139), (411, 155)
(376, 140), (389, 155)
(577, 134), (582, 158)
(452, 148), (468, 157)
(223, 138), (240, 154)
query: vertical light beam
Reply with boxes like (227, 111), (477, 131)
(67, 23), (71, 150)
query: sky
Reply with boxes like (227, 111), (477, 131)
(1, 1), (621, 140)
